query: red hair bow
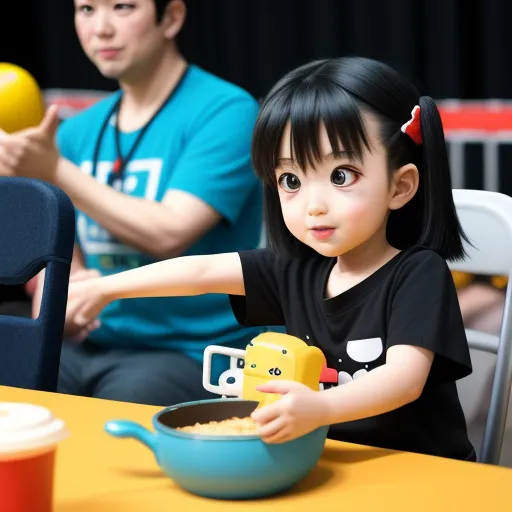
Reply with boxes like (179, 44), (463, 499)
(401, 105), (422, 144)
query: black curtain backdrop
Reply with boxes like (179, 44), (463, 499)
(2, 0), (512, 100)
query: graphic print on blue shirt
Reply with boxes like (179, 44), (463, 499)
(77, 156), (165, 270)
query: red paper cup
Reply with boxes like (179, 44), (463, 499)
(0, 403), (68, 512)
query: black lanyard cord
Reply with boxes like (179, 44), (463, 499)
(91, 64), (190, 187)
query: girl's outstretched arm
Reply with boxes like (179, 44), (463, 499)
(67, 252), (244, 328)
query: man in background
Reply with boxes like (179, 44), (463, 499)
(0, 0), (263, 406)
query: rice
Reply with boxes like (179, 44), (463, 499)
(176, 416), (259, 435)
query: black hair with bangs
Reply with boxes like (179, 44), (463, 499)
(252, 56), (468, 262)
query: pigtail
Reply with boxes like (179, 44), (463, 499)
(417, 96), (469, 261)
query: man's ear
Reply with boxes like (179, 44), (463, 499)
(389, 163), (419, 210)
(161, 0), (187, 40)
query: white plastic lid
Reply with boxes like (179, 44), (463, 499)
(0, 403), (68, 454)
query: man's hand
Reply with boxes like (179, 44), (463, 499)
(64, 269), (103, 343)
(0, 105), (60, 182)
(251, 381), (329, 444)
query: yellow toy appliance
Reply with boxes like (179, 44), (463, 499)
(203, 332), (325, 407)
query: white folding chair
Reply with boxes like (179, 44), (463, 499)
(450, 189), (512, 465)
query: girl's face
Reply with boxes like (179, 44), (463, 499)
(276, 114), (416, 258)
(74, 0), (178, 83)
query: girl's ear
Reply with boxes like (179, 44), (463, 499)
(389, 163), (419, 210)
(161, 0), (187, 40)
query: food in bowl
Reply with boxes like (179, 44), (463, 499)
(176, 416), (259, 435)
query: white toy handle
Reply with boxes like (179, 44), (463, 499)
(202, 345), (246, 396)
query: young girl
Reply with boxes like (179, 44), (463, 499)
(67, 56), (476, 461)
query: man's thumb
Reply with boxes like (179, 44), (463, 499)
(40, 104), (60, 137)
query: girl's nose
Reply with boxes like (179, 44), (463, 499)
(307, 195), (328, 216)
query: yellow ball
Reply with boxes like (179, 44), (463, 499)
(0, 63), (45, 133)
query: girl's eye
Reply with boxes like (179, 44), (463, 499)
(331, 167), (359, 187)
(278, 173), (301, 193)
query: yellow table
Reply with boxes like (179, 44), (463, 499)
(1, 385), (511, 511)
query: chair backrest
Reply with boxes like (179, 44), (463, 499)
(0, 177), (75, 391)
(450, 189), (512, 465)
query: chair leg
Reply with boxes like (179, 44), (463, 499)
(480, 283), (512, 464)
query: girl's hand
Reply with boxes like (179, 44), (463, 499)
(63, 269), (103, 342)
(66, 274), (111, 330)
(251, 381), (329, 444)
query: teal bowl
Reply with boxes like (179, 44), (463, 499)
(105, 398), (328, 500)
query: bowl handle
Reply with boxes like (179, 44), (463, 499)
(105, 420), (158, 460)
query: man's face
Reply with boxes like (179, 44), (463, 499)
(74, 0), (173, 82)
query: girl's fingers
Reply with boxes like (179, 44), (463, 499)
(256, 417), (286, 441)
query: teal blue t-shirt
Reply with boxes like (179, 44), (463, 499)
(57, 65), (264, 362)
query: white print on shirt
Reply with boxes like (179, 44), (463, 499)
(78, 158), (163, 255)
(314, 336), (384, 390)
(346, 337), (383, 362)
(339, 337), (383, 383)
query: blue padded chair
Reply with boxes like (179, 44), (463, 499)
(0, 177), (75, 391)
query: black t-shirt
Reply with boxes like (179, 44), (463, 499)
(229, 246), (476, 461)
